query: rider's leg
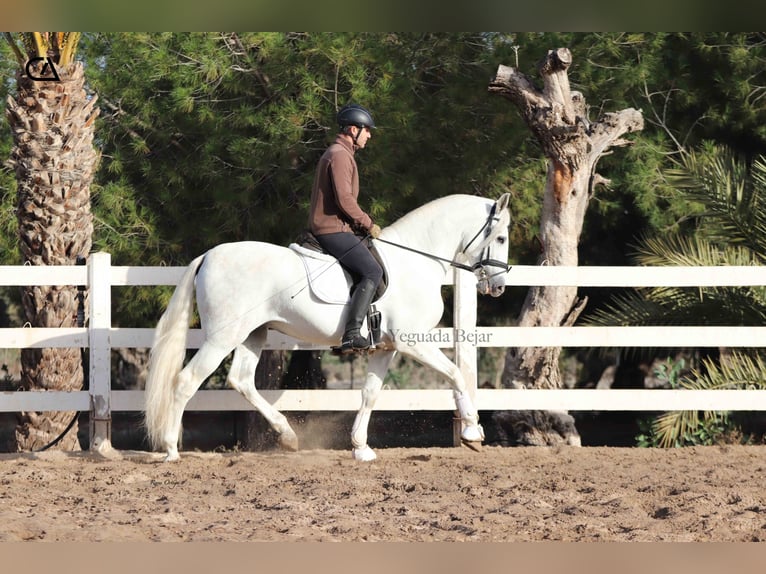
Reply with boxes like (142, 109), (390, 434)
(316, 232), (383, 351)
(340, 277), (377, 349)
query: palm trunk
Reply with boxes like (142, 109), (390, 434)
(6, 60), (99, 451)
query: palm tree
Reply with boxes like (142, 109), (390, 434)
(585, 145), (766, 447)
(4, 33), (99, 450)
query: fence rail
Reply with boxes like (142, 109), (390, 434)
(1, 252), (765, 450)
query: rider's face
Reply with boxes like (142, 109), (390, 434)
(352, 126), (372, 148)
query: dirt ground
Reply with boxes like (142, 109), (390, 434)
(1, 443), (766, 542)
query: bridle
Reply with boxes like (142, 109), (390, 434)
(458, 202), (512, 278)
(374, 202), (511, 277)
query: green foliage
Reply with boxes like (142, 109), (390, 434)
(636, 411), (732, 449)
(0, 43), (24, 320)
(4, 33), (81, 66)
(636, 353), (766, 448)
(0, 42), (20, 264)
(83, 33), (524, 253)
(654, 356), (688, 387)
(665, 143), (766, 257)
(635, 357), (727, 448)
(587, 146), (766, 329)
(563, 34), (766, 267)
(4, 33), (766, 339)
(586, 145), (766, 447)
(669, 33), (766, 152)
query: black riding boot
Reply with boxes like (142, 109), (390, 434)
(335, 278), (377, 353)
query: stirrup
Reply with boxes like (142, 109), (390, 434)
(331, 332), (371, 355)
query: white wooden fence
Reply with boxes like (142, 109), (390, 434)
(1, 251), (766, 450)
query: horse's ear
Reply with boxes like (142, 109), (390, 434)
(495, 192), (511, 211)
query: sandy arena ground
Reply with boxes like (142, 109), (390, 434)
(1, 443), (766, 542)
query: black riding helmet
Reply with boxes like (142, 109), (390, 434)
(337, 103), (376, 130)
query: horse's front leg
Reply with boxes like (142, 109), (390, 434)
(351, 350), (396, 461)
(398, 342), (484, 446)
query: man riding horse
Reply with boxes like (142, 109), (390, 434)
(308, 103), (382, 354)
(142, 101), (512, 462)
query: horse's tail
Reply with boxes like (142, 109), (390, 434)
(144, 253), (206, 451)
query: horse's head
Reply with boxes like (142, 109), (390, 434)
(460, 193), (512, 297)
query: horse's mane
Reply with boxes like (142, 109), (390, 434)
(388, 194), (486, 231)
(387, 194), (508, 252)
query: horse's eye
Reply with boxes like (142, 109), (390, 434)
(496, 236), (506, 244)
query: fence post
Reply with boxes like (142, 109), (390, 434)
(88, 252), (112, 452)
(452, 267), (478, 445)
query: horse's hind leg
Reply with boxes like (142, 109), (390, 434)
(351, 350), (396, 462)
(164, 342), (232, 461)
(227, 330), (299, 451)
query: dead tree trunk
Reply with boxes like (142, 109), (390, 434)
(488, 48), (644, 445)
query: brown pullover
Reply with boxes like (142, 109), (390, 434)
(308, 135), (373, 235)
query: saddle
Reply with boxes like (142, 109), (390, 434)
(289, 231), (388, 346)
(290, 230), (388, 302)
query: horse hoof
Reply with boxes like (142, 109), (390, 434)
(567, 433), (582, 447)
(164, 452), (180, 463)
(461, 439), (483, 453)
(352, 446), (377, 462)
(279, 430), (300, 452)
(461, 424), (485, 443)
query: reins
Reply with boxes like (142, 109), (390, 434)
(374, 203), (511, 276)
(374, 237), (484, 273)
(292, 202), (512, 302)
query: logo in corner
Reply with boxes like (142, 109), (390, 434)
(25, 57), (61, 82)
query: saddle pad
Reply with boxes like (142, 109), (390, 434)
(289, 243), (352, 305)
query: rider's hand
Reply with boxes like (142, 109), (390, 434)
(369, 224), (382, 239)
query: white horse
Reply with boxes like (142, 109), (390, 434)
(144, 193), (511, 462)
